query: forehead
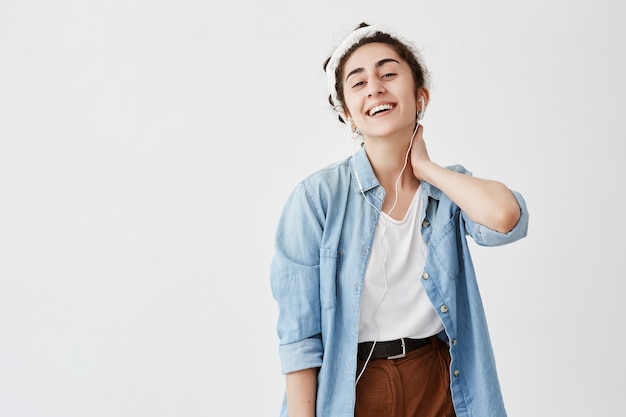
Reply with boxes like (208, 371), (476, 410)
(343, 42), (404, 73)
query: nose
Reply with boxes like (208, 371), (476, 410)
(367, 76), (385, 97)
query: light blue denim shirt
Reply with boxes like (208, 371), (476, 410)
(271, 147), (529, 417)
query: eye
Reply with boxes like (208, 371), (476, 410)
(351, 80), (365, 89)
(382, 72), (396, 79)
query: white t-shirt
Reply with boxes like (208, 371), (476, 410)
(358, 185), (444, 343)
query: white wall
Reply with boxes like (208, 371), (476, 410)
(1, 1), (624, 416)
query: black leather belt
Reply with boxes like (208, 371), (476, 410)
(357, 337), (432, 360)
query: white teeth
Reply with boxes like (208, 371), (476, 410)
(368, 104), (393, 116)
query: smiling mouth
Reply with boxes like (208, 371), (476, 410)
(368, 103), (395, 116)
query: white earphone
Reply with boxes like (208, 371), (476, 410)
(417, 95), (426, 121)
(353, 92), (428, 384)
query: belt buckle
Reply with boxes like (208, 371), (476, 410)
(387, 338), (406, 360)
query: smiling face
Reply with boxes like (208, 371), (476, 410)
(341, 42), (427, 140)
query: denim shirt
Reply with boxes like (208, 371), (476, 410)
(271, 147), (529, 417)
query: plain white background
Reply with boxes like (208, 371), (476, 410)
(1, 1), (625, 416)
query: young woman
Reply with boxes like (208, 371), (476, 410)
(271, 23), (529, 417)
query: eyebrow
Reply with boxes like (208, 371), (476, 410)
(345, 58), (400, 83)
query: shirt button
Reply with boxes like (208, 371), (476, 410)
(451, 338), (457, 346)
(422, 272), (429, 280)
(422, 220), (430, 228)
(440, 305), (449, 313)
(454, 370), (460, 377)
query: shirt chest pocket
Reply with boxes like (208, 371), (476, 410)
(429, 213), (465, 282)
(319, 248), (341, 311)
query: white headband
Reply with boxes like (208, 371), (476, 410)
(325, 26), (382, 122)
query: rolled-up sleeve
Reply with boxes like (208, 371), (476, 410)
(463, 190), (529, 247)
(270, 182), (325, 374)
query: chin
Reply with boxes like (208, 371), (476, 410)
(365, 119), (415, 138)
(364, 126), (408, 139)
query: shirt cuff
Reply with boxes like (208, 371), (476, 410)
(278, 336), (323, 375)
(471, 190), (529, 246)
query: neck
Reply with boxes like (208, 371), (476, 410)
(362, 125), (419, 191)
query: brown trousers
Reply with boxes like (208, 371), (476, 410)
(355, 337), (456, 417)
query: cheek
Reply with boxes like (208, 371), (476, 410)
(342, 94), (361, 118)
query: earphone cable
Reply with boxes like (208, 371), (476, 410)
(353, 121), (421, 386)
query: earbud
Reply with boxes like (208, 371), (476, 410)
(417, 95), (426, 121)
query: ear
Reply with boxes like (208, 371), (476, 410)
(343, 110), (352, 125)
(416, 87), (430, 109)
(344, 113), (359, 133)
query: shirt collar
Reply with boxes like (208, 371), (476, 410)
(350, 147), (380, 193)
(419, 180), (442, 200)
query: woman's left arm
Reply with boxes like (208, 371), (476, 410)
(411, 126), (521, 234)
